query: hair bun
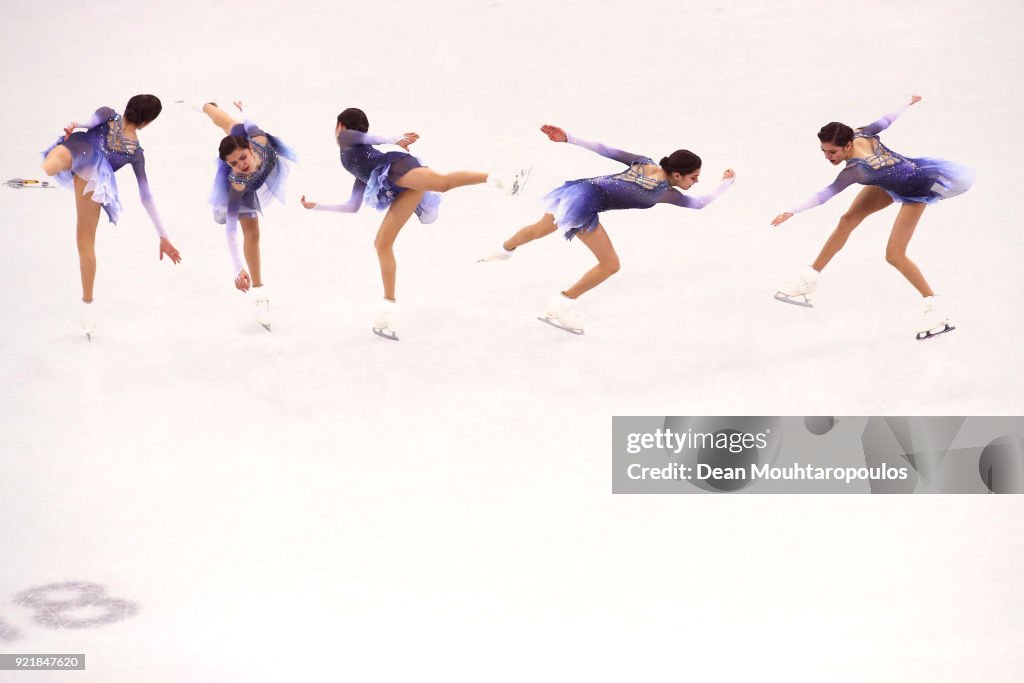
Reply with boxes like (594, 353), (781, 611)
(659, 156), (670, 167)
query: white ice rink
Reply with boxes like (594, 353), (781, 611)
(2, 0), (1023, 680)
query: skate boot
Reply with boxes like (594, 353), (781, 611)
(174, 99), (218, 113)
(487, 167), (532, 196)
(775, 266), (819, 307)
(538, 293), (584, 335)
(476, 246), (516, 263)
(916, 295), (955, 340)
(80, 299), (96, 341)
(253, 286), (272, 331)
(372, 299), (399, 341)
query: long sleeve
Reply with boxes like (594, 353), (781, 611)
(78, 106), (116, 130)
(224, 191), (245, 275)
(312, 179), (367, 213)
(565, 133), (644, 165)
(788, 166), (867, 214)
(131, 156), (168, 238)
(660, 177), (735, 209)
(337, 129), (404, 149)
(858, 98), (914, 136)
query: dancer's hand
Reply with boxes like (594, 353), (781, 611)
(909, 95), (922, 105)
(159, 237), (182, 264)
(300, 194), (317, 209)
(235, 269), (251, 292)
(771, 212), (793, 227)
(722, 169), (736, 180)
(397, 132), (419, 150)
(540, 125), (568, 143)
(63, 122), (79, 137)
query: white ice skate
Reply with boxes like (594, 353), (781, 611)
(916, 295), (955, 341)
(487, 167), (532, 196)
(174, 99), (217, 113)
(372, 300), (399, 341)
(253, 287), (272, 332)
(476, 246), (516, 263)
(774, 266), (819, 308)
(538, 294), (584, 335)
(5, 178), (55, 189)
(80, 300), (95, 341)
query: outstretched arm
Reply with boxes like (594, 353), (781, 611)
(337, 129), (416, 149)
(771, 166), (867, 225)
(660, 170), (736, 209)
(223, 191), (249, 288)
(301, 179), (367, 213)
(131, 157), (182, 263)
(858, 95), (921, 136)
(541, 124), (644, 165)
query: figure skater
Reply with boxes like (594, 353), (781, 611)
(300, 107), (529, 340)
(477, 125), (735, 335)
(771, 95), (974, 340)
(185, 100), (296, 331)
(41, 94), (182, 339)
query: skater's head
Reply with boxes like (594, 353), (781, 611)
(219, 135), (257, 174)
(124, 94), (162, 127)
(817, 122), (854, 165)
(336, 108), (370, 137)
(660, 150), (702, 189)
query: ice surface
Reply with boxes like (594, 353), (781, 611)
(1, 1), (1023, 681)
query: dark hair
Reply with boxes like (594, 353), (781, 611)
(124, 94), (162, 125)
(659, 150), (702, 176)
(219, 135), (250, 161)
(818, 122), (854, 146)
(337, 108), (369, 132)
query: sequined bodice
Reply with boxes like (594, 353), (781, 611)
(228, 141), (278, 191)
(97, 114), (142, 170)
(610, 161), (667, 191)
(340, 145), (385, 183)
(852, 134), (910, 171)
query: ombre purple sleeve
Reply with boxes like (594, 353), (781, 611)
(659, 177), (735, 209)
(224, 190), (245, 275)
(788, 165), (868, 214)
(312, 178), (367, 213)
(858, 98), (913, 136)
(337, 129), (404, 149)
(130, 155), (168, 238)
(565, 133), (644, 165)
(78, 107), (116, 130)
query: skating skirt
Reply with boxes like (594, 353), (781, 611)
(364, 153), (442, 225)
(42, 133), (123, 224)
(543, 179), (602, 240)
(885, 157), (976, 204)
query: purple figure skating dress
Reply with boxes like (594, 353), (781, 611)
(42, 107), (167, 235)
(544, 134), (734, 240)
(209, 120), (296, 274)
(789, 101), (975, 214)
(331, 129), (441, 223)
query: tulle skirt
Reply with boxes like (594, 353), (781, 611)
(364, 153), (441, 225)
(542, 179), (602, 240)
(42, 132), (122, 224)
(885, 157), (976, 204)
(209, 133), (297, 224)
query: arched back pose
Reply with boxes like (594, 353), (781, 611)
(771, 96), (974, 340)
(41, 95), (182, 339)
(478, 125), (735, 335)
(300, 107), (529, 341)
(194, 101), (296, 331)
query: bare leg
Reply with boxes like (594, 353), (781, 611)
(73, 175), (102, 301)
(503, 214), (558, 251)
(374, 189), (424, 300)
(42, 145), (73, 177)
(239, 216), (263, 288)
(563, 224), (620, 299)
(885, 203), (933, 297)
(395, 167), (488, 193)
(203, 103), (242, 135)
(811, 186), (893, 271)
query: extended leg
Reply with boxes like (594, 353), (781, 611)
(203, 103), (242, 135)
(811, 185), (893, 271)
(503, 214), (558, 251)
(563, 224), (620, 299)
(396, 167), (487, 193)
(73, 175), (102, 301)
(885, 202), (932, 296)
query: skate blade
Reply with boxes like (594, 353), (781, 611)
(537, 316), (584, 335)
(510, 167), (532, 196)
(259, 322), (272, 332)
(916, 323), (955, 341)
(5, 178), (55, 189)
(373, 327), (399, 341)
(774, 291), (814, 308)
